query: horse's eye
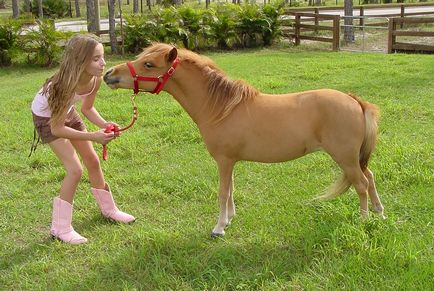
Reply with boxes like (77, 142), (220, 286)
(144, 62), (153, 68)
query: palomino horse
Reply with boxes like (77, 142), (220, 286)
(104, 43), (385, 237)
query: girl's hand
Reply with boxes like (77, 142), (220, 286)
(93, 129), (116, 145)
(103, 121), (121, 137)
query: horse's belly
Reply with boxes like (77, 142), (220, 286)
(238, 138), (317, 163)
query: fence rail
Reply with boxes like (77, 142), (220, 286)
(285, 12), (340, 51)
(387, 17), (434, 53)
(281, 4), (434, 53)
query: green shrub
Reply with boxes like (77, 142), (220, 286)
(236, 5), (267, 48)
(153, 7), (187, 46)
(0, 20), (22, 67)
(208, 4), (239, 49)
(19, 20), (71, 67)
(124, 14), (157, 53)
(262, 1), (284, 46)
(123, 3), (284, 52)
(31, 0), (69, 18)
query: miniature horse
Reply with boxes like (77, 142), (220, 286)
(104, 43), (385, 237)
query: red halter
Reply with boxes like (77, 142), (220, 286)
(126, 57), (180, 95)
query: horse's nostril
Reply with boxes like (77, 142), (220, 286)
(103, 69), (113, 83)
(104, 69), (113, 77)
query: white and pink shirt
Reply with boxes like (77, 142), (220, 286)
(31, 77), (97, 117)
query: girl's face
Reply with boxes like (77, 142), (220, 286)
(85, 43), (106, 77)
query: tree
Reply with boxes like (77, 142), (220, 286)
(87, 0), (97, 32)
(12, 0), (19, 18)
(344, 0), (354, 43)
(107, 0), (118, 54)
(75, 0), (81, 17)
(24, 0), (31, 13)
(133, 0), (138, 14)
(37, 0), (43, 18)
(94, 0), (101, 31)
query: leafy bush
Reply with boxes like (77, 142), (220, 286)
(236, 5), (267, 48)
(208, 4), (239, 49)
(31, 0), (69, 18)
(122, 3), (283, 52)
(124, 14), (157, 53)
(262, 1), (284, 46)
(19, 20), (71, 67)
(153, 7), (187, 45)
(0, 20), (22, 67)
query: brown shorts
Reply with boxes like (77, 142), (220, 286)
(32, 107), (86, 144)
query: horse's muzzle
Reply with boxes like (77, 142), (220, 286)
(103, 69), (120, 86)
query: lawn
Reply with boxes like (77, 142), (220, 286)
(0, 47), (433, 289)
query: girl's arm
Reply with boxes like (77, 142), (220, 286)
(81, 77), (108, 128)
(50, 110), (114, 145)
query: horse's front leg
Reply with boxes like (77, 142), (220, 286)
(211, 159), (235, 238)
(227, 173), (235, 225)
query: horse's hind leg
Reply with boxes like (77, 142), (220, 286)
(341, 164), (370, 218)
(364, 168), (385, 218)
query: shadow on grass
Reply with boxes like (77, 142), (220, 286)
(58, 203), (347, 289)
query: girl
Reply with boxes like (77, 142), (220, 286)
(31, 34), (135, 245)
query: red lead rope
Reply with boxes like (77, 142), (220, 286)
(102, 93), (138, 161)
(103, 58), (180, 160)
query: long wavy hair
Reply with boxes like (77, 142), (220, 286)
(42, 34), (101, 125)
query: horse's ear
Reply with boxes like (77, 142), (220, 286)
(167, 47), (178, 63)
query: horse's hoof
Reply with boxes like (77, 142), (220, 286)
(211, 232), (224, 239)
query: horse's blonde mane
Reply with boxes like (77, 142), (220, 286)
(143, 43), (259, 123)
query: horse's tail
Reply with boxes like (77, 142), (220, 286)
(316, 93), (379, 200)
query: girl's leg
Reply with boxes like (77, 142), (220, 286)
(71, 139), (135, 223)
(49, 138), (83, 204)
(70, 138), (105, 189)
(48, 138), (87, 244)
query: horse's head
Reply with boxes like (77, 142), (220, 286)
(104, 43), (179, 94)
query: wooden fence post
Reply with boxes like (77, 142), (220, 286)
(295, 14), (301, 46)
(359, 6), (364, 30)
(314, 8), (319, 33)
(400, 5), (404, 29)
(332, 15), (340, 51)
(387, 18), (395, 54)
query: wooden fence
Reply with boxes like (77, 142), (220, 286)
(284, 12), (340, 51)
(387, 17), (434, 53)
(281, 4), (434, 53)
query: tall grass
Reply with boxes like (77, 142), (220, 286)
(0, 48), (433, 289)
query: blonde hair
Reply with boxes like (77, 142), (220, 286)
(42, 34), (101, 125)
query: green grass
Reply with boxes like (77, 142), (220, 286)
(1, 48), (433, 289)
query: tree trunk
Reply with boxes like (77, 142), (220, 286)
(344, 0), (354, 43)
(24, 0), (31, 12)
(38, 0), (43, 18)
(12, 0), (19, 18)
(133, 0), (139, 13)
(87, 0), (97, 32)
(108, 0), (118, 54)
(75, 0), (81, 17)
(94, 0), (101, 31)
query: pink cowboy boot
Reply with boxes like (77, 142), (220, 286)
(91, 184), (135, 223)
(51, 197), (88, 244)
